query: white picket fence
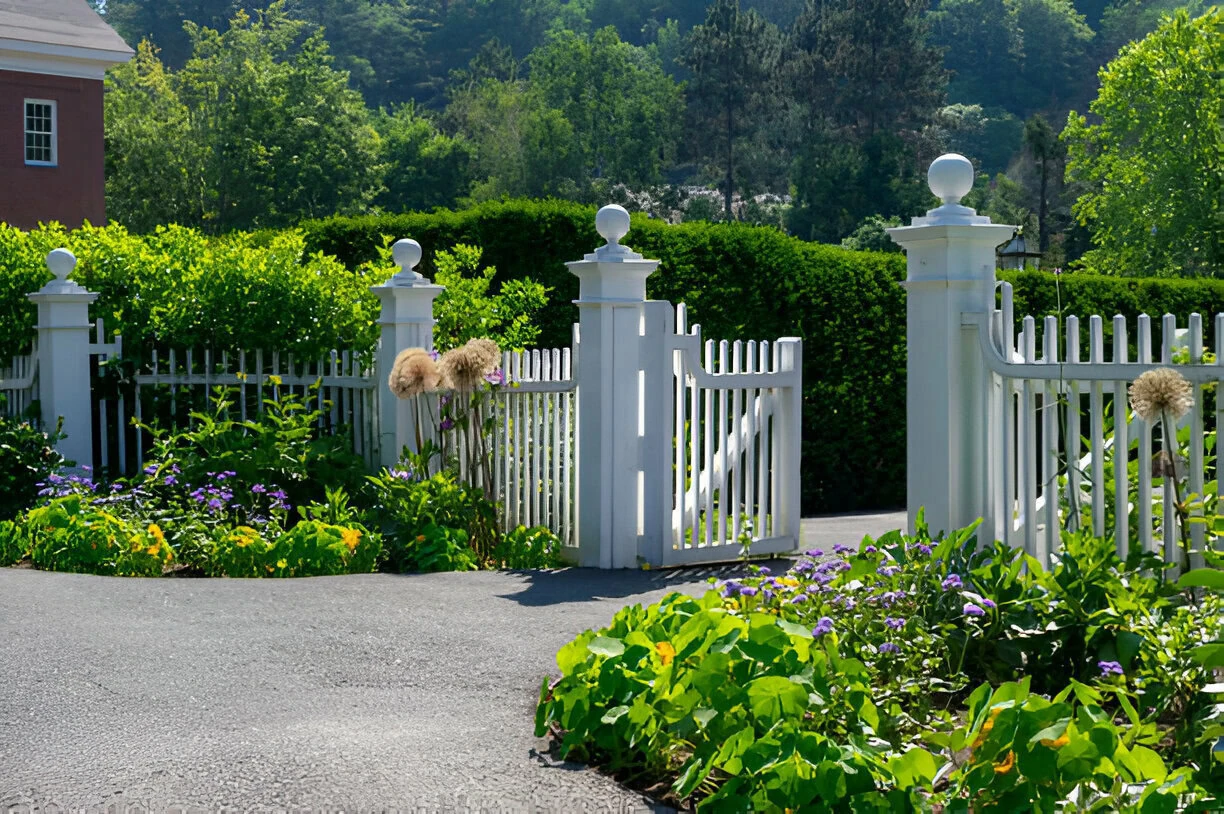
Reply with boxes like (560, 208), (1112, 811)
(976, 281), (1216, 573)
(666, 303), (802, 564)
(0, 347), (38, 421)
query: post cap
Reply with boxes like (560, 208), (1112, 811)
(586, 204), (643, 261)
(927, 154), (974, 206)
(46, 248), (77, 281)
(389, 238), (429, 285)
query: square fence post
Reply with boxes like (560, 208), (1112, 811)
(370, 239), (444, 471)
(888, 155), (1016, 539)
(27, 249), (97, 471)
(567, 206), (660, 568)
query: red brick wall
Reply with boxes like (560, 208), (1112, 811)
(0, 70), (105, 229)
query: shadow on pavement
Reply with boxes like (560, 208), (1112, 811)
(495, 557), (795, 606)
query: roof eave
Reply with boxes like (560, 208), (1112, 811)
(0, 36), (133, 80)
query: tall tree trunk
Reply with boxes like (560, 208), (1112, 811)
(725, 103), (734, 219)
(1038, 160), (1049, 253)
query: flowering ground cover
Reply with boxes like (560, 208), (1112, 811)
(536, 515), (1224, 811)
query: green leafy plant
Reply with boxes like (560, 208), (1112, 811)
(25, 495), (173, 577)
(0, 519), (30, 566)
(0, 414), (67, 521)
(489, 525), (566, 569)
(367, 468), (498, 572)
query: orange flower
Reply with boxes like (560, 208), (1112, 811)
(993, 750), (1015, 774)
(340, 527), (361, 551)
(972, 707), (1003, 749)
(1040, 733), (1071, 749)
(147, 524), (166, 546)
(656, 641), (676, 666)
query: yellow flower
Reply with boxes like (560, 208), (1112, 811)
(234, 534), (251, 548)
(146, 543), (161, 556)
(236, 371), (248, 381)
(268, 375), (282, 386)
(276, 558), (288, 569)
(993, 750), (1015, 774)
(130, 535), (143, 552)
(779, 577), (800, 587)
(1040, 733), (1071, 749)
(340, 527), (361, 551)
(147, 524), (166, 546)
(656, 641), (676, 666)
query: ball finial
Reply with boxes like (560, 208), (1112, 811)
(927, 154), (975, 206)
(595, 205), (631, 247)
(392, 238), (422, 272)
(46, 248), (77, 281)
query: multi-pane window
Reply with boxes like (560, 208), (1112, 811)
(24, 100), (56, 166)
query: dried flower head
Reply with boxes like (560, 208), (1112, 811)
(465, 338), (501, 373)
(1129, 367), (1194, 423)
(388, 348), (441, 399)
(439, 338), (501, 392)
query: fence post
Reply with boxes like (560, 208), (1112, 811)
(370, 239), (444, 470)
(775, 337), (803, 544)
(27, 249), (98, 470)
(887, 155), (1016, 539)
(567, 206), (660, 568)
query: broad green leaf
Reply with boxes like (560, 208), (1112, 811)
(746, 675), (808, 724)
(600, 705), (629, 725)
(1177, 568), (1224, 590)
(888, 748), (939, 787)
(587, 636), (624, 657)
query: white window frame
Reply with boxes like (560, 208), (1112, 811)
(23, 99), (57, 167)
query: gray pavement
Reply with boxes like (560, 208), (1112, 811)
(0, 512), (905, 813)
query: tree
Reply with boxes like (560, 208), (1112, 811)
(927, 0), (1023, 108)
(103, 0), (249, 68)
(374, 104), (474, 212)
(1008, 0), (1094, 115)
(1023, 113), (1064, 252)
(786, 0), (946, 242)
(526, 27), (683, 189)
(104, 41), (207, 231)
(104, 4), (384, 232)
(1063, 8), (1223, 276)
(682, 0), (784, 218)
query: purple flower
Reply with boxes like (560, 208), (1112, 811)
(877, 564), (901, 577)
(207, 498), (223, 511)
(252, 484), (266, 494)
(981, 598), (997, 610)
(790, 594), (809, 605)
(1098, 660), (1124, 676)
(719, 580), (743, 598)
(942, 574), (963, 591)
(163, 475), (177, 486)
(812, 617), (835, 637)
(879, 642), (901, 654)
(270, 490), (288, 501)
(440, 418), (455, 431)
(833, 543), (854, 555)
(804, 548), (824, 557)
(429, 349), (441, 361)
(863, 545), (878, 554)
(757, 566), (771, 575)
(792, 560), (813, 574)
(485, 368), (505, 386)
(739, 586), (758, 597)
(110, 483), (124, 492)
(884, 617), (905, 630)
(48, 474), (64, 484)
(143, 464), (158, 476)
(963, 603), (985, 618)
(912, 543), (932, 556)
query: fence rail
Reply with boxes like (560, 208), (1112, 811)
(0, 347), (38, 421)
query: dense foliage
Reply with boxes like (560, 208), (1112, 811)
(0, 414), (66, 522)
(0, 221), (387, 361)
(91, 0), (1206, 266)
(1063, 8), (1223, 277)
(536, 519), (1223, 809)
(0, 383), (566, 577)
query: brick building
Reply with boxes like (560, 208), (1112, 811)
(0, 0), (132, 229)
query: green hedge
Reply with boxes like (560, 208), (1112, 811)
(302, 201), (910, 516)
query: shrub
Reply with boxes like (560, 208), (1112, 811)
(0, 519), (30, 566)
(490, 525), (567, 569)
(0, 222), (388, 360)
(367, 469), (499, 572)
(26, 495), (173, 577)
(536, 520), (1221, 809)
(0, 413), (66, 521)
(207, 519), (380, 578)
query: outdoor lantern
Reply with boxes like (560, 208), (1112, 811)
(997, 228), (1042, 270)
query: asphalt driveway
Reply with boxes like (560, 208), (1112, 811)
(0, 511), (905, 812)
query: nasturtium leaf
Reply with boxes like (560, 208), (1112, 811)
(693, 707), (717, 729)
(747, 676), (808, 724)
(1122, 744), (1168, 782)
(715, 726), (756, 774)
(588, 636), (625, 657)
(1191, 643), (1224, 668)
(1055, 736), (1102, 779)
(887, 748), (939, 787)
(600, 705), (630, 725)
(1177, 568), (1224, 590)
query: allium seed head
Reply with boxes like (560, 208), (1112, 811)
(1129, 367), (1193, 424)
(388, 348), (442, 399)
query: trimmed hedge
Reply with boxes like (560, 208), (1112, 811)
(302, 201), (909, 515)
(304, 203), (1224, 516)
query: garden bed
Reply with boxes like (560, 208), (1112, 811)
(535, 517), (1224, 811)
